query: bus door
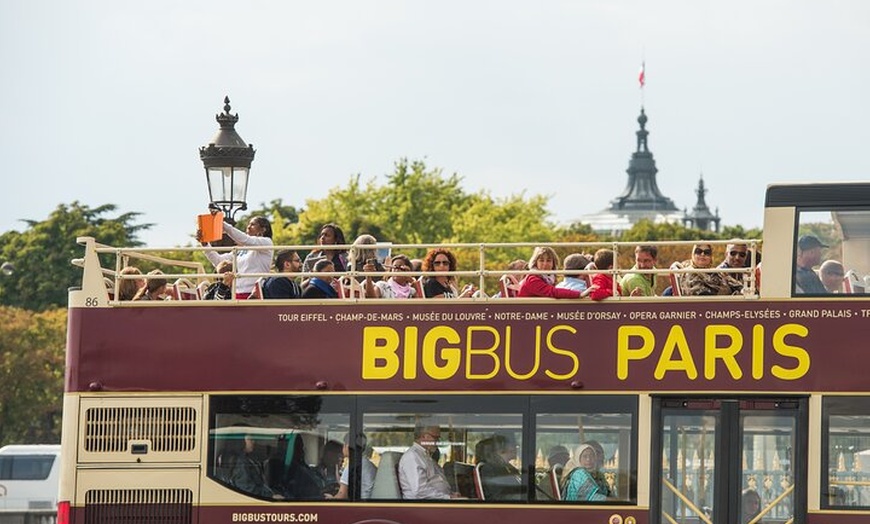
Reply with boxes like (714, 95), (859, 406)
(651, 397), (807, 524)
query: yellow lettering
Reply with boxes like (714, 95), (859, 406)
(771, 324), (811, 380)
(505, 326), (541, 380)
(654, 325), (698, 380)
(752, 324), (764, 380)
(545, 325), (579, 380)
(422, 326), (461, 380)
(466, 326), (500, 380)
(362, 326), (400, 379)
(403, 326), (418, 379)
(704, 325), (743, 380)
(618, 325), (656, 380)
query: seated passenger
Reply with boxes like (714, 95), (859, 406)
(281, 435), (323, 500)
(676, 243), (742, 296)
(588, 249), (622, 301)
(819, 259), (845, 293)
(328, 434), (377, 500)
(620, 245), (658, 297)
(224, 431), (281, 499)
(794, 235), (828, 294)
(365, 254), (419, 299)
(262, 250), (303, 299)
(398, 424), (457, 499)
(560, 443), (609, 501)
(315, 440), (344, 497)
(133, 270), (168, 301)
(422, 248), (475, 298)
(742, 487), (762, 524)
(301, 260), (339, 299)
(203, 260), (234, 300)
(518, 247), (595, 299)
(117, 266), (144, 301)
(536, 444), (570, 500)
(556, 253), (591, 293)
(302, 223), (348, 274)
(351, 234), (385, 282)
(477, 434), (523, 501)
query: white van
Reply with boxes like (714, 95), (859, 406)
(0, 445), (60, 511)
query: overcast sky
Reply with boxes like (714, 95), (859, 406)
(2, 1), (868, 246)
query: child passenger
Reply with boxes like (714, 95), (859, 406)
(518, 247), (596, 299)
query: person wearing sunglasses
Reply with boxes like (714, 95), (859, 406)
(676, 243), (742, 296)
(364, 254), (419, 299)
(717, 242), (750, 293)
(421, 248), (475, 298)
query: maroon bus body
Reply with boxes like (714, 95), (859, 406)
(67, 300), (866, 394)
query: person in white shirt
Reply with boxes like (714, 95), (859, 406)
(398, 424), (458, 499)
(200, 216), (273, 298)
(328, 434), (377, 500)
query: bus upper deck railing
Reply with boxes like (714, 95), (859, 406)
(74, 237), (763, 304)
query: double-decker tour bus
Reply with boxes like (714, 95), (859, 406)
(57, 182), (870, 524)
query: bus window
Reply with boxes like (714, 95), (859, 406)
(360, 396), (525, 502)
(795, 209), (870, 296)
(208, 395), (353, 501)
(532, 396), (637, 504)
(823, 396), (870, 508)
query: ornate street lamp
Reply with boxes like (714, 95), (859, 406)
(199, 96), (256, 224)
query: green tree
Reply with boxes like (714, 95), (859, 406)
(0, 203), (150, 311)
(0, 306), (66, 446)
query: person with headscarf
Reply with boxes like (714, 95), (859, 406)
(560, 444), (609, 501)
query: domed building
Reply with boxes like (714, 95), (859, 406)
(580, 107), (717, 234)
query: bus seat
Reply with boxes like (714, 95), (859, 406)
(668, 262), (683, 297)
(499, 274), (520, 298)
(339, 276), (365, 299)
(247, 278), (264, 299)
(370, 451), (403, 500)
(844, 269), (862, 294)
(196, 281), (209, 300)
(550, 465), (563, 501)
(473, 462), (485, 500)
(412, 277), (424, 299)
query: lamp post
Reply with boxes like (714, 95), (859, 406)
(199, 96), (256, 224)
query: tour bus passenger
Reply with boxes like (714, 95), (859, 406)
(224, 431), (281, 500)
(302, 223), (348, 274)
(560, 444), (609, 501)
(365, 254), (419, 299)
(742, 487), (762, 524)
(203, 260), (234, 300)
(819, 259), (846, 294)
(477, 434), (523, 501)
(556, 253), (591, 293)
(315, 440), (344, 496)
(718, 241), (749, 292)
(350, 234), (385, 282)
(281, 435), (323, 500)
(133, 270), (168, 301)
(262, 250), (303, 299)
(620, 245), (658, 297)
(583, 440), (612, 497)
(398, 424), (458, 499)
(199, 216), (273, 299)
(422, 248), (475, 298)
(117, 266), (144, 301)
(328, 434), (377, 500)
(537, 444), (571, 501)
(676, 243), (742, 296)
(588, 249), (621, 301)
(794, 235), (828, 294)
(301, 259), (339, 299)
(410, 258), (424, 272)
(519, 247), (595, 299)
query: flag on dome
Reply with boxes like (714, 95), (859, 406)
(638, 62), (645, 88)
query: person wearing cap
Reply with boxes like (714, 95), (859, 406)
(795, 235), (828, 294)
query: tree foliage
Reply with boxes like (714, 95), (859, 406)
(0, 203), (150, 311)
(0, 306), (66, 446)
(284, 159), (557, 266)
